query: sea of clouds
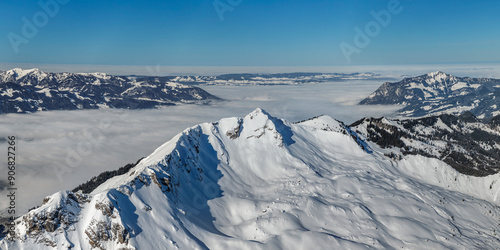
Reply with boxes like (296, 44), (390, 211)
(1, 63), (499, 213)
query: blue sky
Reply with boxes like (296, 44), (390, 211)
(1, 0), (499, 66)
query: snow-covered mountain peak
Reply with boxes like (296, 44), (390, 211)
(242, 107), (277, 127)
(92, 108), (293, 194)
(1, 68), (45, 82)
(81, 72), (111, 79)
(3, 110), (500, 249)
(296, 115), (344, 131)
(426, 71), (447, 78)
(2, 68), (110, 81)
(423, 71), (456, 84)
(6, 68), (41, 77)
(238, 108), (294, 147)
(245, 107), (266, 117)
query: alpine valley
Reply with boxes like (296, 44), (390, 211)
(1, 108), (500, 249)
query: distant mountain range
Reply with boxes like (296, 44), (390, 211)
(161, 72), (390, 85)
(3, 70), (500, 249)
(0, 69), (392, 114)
(2, 109), (500, 249)
(0, 68), (219, 114)
(360, 71), (500, 119)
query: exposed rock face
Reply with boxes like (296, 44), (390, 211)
(85, 220), (129, 250)
(351, 112), (500, 176)
(8, 192), (90, 248)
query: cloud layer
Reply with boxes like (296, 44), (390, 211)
(0, 79), (420, 213)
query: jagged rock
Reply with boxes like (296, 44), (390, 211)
(351, 113), (500, 176)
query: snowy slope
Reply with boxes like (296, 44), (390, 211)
(1, 109), (500, 249)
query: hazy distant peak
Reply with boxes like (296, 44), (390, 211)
(426, 71), (448, 77)
(5, 68), (42, 78)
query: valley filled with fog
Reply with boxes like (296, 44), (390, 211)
(3, 0), (500, 247)
(0, 80), (400, 213)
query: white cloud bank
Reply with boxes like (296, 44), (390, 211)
(0, 81), (402, 213)
(2, 60), (499, 214)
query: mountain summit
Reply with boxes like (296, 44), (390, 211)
(360, 72), (500, 119)
(2, 109), (500, 249)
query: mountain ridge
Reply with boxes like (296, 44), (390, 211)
(0, 68), (219, 114)
(2, 109), (500, 249)
(360, 71), (500, 119)
(351, 111), (500, 176)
